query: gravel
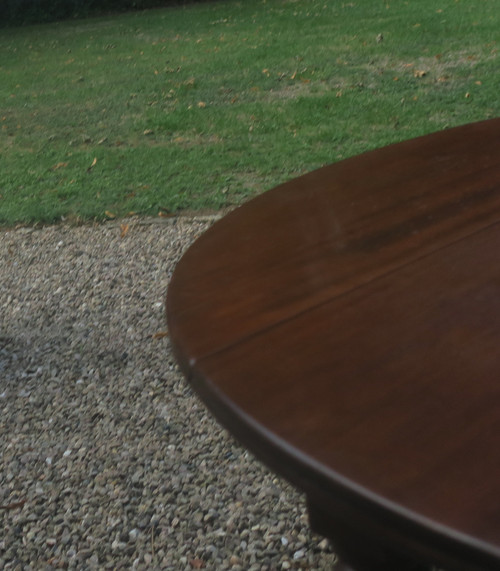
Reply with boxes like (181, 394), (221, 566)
(0, 217), (338, 570)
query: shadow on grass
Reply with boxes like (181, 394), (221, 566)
(0, 0), (220, 28)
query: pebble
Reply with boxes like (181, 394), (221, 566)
(0, 218), (338, 569)
(318, 538), (330, 551)
(129, 528), (140, 542)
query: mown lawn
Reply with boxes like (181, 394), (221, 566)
(1, 0), (498, 225)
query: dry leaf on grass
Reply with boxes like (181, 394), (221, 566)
(87, 157), (98, 173)
(50, 162), (68, 171)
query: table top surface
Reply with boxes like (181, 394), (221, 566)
(166, 118), (500, 571)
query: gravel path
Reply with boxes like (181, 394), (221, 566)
(0, 218), (338, 570)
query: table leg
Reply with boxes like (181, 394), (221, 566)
(307, 497), (432, 571)
(333, 562), (356, 571)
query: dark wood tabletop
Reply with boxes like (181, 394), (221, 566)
(166, 118), (500, 571)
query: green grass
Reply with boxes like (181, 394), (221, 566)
(1, 0), (499, 225)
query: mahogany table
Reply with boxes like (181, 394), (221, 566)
(166, 119), (500, 571)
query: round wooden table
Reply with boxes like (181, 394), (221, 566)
(166, 119), (500, 571)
